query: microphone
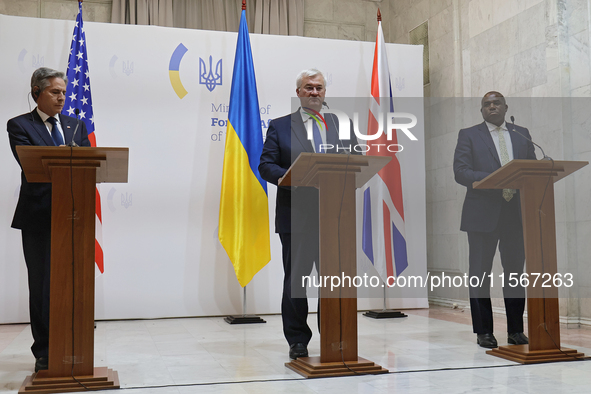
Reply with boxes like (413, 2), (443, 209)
(67, 109), (80, 147)
(327, 113), (349, 154)
(322, 103), (351, 155)
(322, 100), (347, 153)
(509, 116), (551, 160)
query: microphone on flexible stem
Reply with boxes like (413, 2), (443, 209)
(510, 116), (551, 160)
(323, 101), (350, 154)
(67, 109), (80, 147)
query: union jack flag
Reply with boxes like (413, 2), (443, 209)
(62, 1), (105, 273)
(361, 18), (408, 283)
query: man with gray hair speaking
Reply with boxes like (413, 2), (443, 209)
(7, 67), (90, 372)
(259, 68), (358, 359)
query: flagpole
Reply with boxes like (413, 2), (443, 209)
(363, 279), (407, 318)
(243, 286), (247, 317)
(220, 0), (270, 324)
(224, 283), (266, 324)
(362, 9), (407, 320)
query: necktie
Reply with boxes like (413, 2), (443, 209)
(312, 119), (324, 153)
(496, 126), (514, 201)
(47, 117), (65, 146)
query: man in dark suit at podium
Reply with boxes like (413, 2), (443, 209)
(259, 69), (358, 359)
(7, 67), (90, 372)
(453, 91), (536, 349)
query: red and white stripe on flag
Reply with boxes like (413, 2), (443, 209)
(361, 19), (408, 283)
(62, 1), (105, 273)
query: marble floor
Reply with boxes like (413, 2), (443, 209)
(1, 305), (591, 393)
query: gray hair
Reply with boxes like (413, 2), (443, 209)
(30, 67), (67, 102)
(295, 68), (326, 89)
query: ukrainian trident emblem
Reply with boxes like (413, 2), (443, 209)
(395, 77), (405, 91)
(121, 192), (132, 209)
(122, 60), (134, 76)
(199, 56), (222, 92)
(32, 54), (44, 68)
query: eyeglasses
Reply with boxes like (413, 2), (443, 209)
(301, 86), (325, 93)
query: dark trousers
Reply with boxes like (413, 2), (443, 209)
(468, 198), (526, 335)
(279, 232), (319, 345)
(21, 228), (51, 359)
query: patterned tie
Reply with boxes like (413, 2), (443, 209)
(496, 126), (515, 201)
(312, 119), (324, 153)
(47, 116), (65, 146)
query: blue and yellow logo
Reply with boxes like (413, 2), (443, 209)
(169, 43), (188, 99)
(169, 43), (223, 99)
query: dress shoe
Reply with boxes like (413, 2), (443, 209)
(35, 357), (48, 372)
(289, 343), (308, 360)
(508, 332), (529, 345)
(476, 333), (498, 349)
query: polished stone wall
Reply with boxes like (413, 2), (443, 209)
(389, 0), (591, 324)
(303, 0), (390, 42)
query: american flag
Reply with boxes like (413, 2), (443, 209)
(62, 1), (104, 273)
(361, 16), (408, 283)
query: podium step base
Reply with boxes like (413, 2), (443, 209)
(487, 345), (588, 364)
(363, 310), (407, 319)
(224, 315), (266, 324)
(19, 366), (119, 393)
(286, 356), (388, 378)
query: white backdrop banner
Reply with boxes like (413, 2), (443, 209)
(0, 13), (426, 323)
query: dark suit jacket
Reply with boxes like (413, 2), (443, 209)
(259, 110), (358, 233)
(453, 121), (536, 233)
(7, 109), (90, 230)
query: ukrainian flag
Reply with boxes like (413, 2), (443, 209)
(218, 9), (270, 287)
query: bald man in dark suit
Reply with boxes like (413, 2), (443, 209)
(454, 91), (536, 349)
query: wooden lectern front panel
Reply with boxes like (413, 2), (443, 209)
(520, 175), (560, 351)
(47, 166), (96, 377)
(318, 172), (358, 363)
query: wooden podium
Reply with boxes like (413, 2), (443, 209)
(473, 159), (588, 364)
(16, 146), (128, 393)
(279, 153), (391, 378)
